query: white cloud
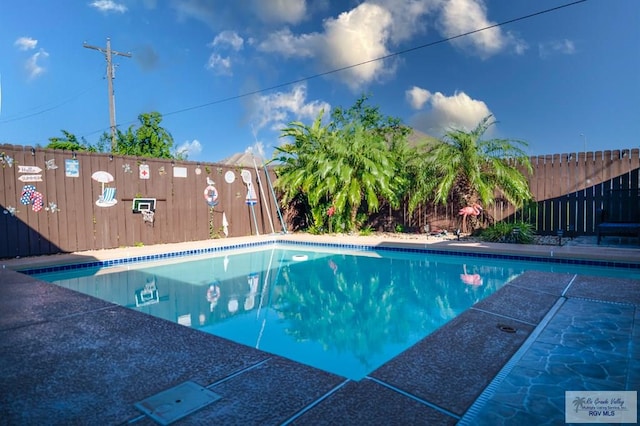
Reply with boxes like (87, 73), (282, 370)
(26, 50), (49, 80)
(256, 0), (524, 91)
(211, 30), (244, 51)
(252, 0), (307, 24)
(90, 0), (128, 13)
(370, 0), (441, 44)
(249, 83), (330, 132)
(244, 141), (267, 161)
(438, 0), (524, 58)
(207, 31), (244, 75)
(206, 54), (232, 75)
(171, 0), (217, 28)
(539, 39), (576, 58)
(258, 3), (395, 90)
(258, 29), (317, 58)
(321, 3), (395, 89)
(406, 86), (431, 110)
(175, 139), (202, 159)
(408, 90), (492, 137)
(15, 37), (38, 51)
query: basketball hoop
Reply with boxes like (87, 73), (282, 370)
(141, 209), (154, 225)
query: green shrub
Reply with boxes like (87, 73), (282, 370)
(359, 226), (373, 236)
(478, 221), (534, 244)
(307, 224), (324, 235)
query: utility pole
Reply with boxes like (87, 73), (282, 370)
(83, 38), (131, 151)
(580, 133), (587, 153)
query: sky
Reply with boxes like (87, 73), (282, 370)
(0, 0), (638, 163)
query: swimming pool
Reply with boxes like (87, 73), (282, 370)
(31, 242), (640, 380)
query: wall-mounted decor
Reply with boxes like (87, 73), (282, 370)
(45, 202), (60, 213)
(18, 165), (42, 173)
(123, 163), (132, 173)
(19, 184), (44, 212)
(92, 171), (117, 207)
(222, 212), (229, 237)
(45, 159), (58, 170)
(18, 174), (42, 182)
(3, 206), (18, 216)
(65, 159), (79, 177)
(173, 166), (187, 178)
(18, 165), (42, 182)
(132, 198), (156, 213)
(0, 152), (14, 168)
(224, 170), (235, 184)
(132, 198), (156, 225)
(203, 184), (218, 207)
(139, 164), (150, 179)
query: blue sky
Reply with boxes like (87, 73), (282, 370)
(1, 0), (638, 163)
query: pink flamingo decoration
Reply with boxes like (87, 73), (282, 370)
(458, 203), (482, 233)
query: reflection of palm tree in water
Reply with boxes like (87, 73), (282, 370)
(328, 259), (338, 275)
(460, 264), (483, 286)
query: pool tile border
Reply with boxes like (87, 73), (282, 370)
(19, 238), (640, 276)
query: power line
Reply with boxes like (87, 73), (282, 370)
(81, 0), (586, 140)
(0, 80), (102, 125)
(162, 1), (587, 116)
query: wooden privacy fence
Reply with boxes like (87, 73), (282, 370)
(2, 145), (639, 258)
(0, 144), (284, 258)
(406, 149), (640, 236)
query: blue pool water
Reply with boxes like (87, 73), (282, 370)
(32, 243), (640, 380)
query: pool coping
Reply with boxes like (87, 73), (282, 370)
(1, 234), (639, 424)
(7, 233), (640, 274)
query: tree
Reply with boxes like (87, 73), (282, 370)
(273, 96), (409, 232)
(108, 111), (177, 159)
(272, 111), (330, 230)
(416, 115), (533, 228)
(46, 130), (95, 152)
(317, 121), (403, 229)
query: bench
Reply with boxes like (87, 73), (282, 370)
(596, 189), (640, 244)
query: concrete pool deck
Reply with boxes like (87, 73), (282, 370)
(1, 234), (638, 425)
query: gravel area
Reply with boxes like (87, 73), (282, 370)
(333, 232), (563, 246)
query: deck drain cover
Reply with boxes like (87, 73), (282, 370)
(134, 381), (221, 425)
(497, 324), (517, 333)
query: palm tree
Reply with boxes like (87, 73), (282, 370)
(314, 122), (404, 230)
(272, 111), (330, 230)
(414, 115), (533, 228)
(273, 101), (407, 232)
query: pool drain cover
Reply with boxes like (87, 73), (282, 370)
(134, 381), (221, 425)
